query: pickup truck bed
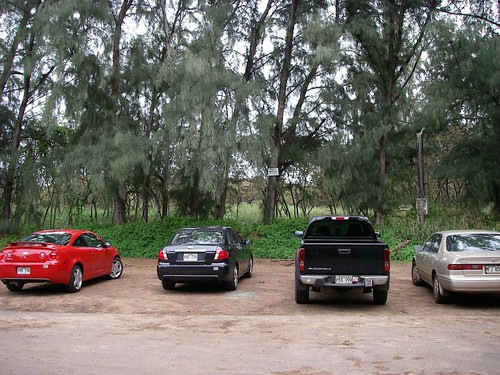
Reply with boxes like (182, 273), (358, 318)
(294, 215), (390, 305)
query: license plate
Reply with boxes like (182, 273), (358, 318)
(485, 265), (500, 274)
(335, 275), (352, 285)
(183, 253), (198, 261)
(17, 267), (30, 275)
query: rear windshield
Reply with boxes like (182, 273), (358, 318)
(306, 220), (375, 237)
(446, 234), (500, 252)
(170, 230), (223, 245)
(21, 232), (72, 246)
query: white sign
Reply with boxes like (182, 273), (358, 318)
(268, 168), (279, 177)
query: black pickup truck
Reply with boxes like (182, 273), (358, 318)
(294, 215), (390, 305)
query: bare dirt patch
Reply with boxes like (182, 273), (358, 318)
(1, 259), (500, 374)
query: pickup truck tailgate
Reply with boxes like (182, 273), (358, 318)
(303, 241), (387, 275)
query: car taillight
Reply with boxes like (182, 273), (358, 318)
(297, 248), (305, 272)
(448, 264), (483, 270)
(158, 249), (168, 261)
(384, 248), (390, 272)
(48, 251), (58, 260)
(214, 248), (229, 260)
(0, 251), (4, 261)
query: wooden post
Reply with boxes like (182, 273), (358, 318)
(416, 128), (426, 223)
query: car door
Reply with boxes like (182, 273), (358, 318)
(419, 234), (442, 283)
(71, 234), (98, 277)
(227, 229), (249, 276)
(81, 233), (109, 276)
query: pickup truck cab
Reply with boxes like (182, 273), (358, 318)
(294, 215), (390, 305)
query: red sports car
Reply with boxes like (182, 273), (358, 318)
(0, 229), (123, 293)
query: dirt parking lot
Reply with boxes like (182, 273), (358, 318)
(1, 258), (500, 375)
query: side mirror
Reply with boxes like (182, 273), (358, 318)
(414, 245), (423, 252)
(294, 230), (304, 239)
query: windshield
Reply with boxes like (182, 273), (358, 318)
(446, 233), (500, 252)
(21, 232), (72, 246)
(170, 230), (223, 245)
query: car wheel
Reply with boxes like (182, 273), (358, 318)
(412, 261), (424, 286)
(295, 278), (309, 304)
(433, 274), (448, 304)
(67, 265), (83, 293)
(5, 281), (24, 292)
(162, 279), (176, 290)
(244, 257), (254, 278)
(109, 257), (123, 279)
(225, 265), (238, 291)
(373, 288), (388, 305)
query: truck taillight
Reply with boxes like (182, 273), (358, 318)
(384, 248), (390, 272)
(215, 248), (229, 260)
(158, 249), (168, 261)
(297, 248), (305, 272)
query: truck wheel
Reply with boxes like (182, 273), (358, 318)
(373, 289), (388, 305)
(295, 279), (309, 304)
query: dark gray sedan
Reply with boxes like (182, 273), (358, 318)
(412, 230), (500, 303)
(157, 226), (253, 291)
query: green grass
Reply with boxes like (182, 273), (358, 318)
(1, 206), (499, 262)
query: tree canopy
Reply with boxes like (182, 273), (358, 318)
(0, 0), (498, 229)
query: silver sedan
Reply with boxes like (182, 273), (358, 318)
(412, 230), (500, 303)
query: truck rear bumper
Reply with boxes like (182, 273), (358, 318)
(299, 274), (389, 288)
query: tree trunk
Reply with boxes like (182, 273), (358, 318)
(0, 0), (40, 100)
(263, 0), (298, 224)
(189, 169), (201, 217)
(110, 0), (133, 224)
(1, 32), (34, 222)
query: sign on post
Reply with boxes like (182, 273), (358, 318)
(268, 168), (279, 177)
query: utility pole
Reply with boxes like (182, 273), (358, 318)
(416, 128), (427, 223)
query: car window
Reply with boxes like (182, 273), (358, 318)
(171, 230), (223, 245)
(82, 233), (105, 248)
(307, 220), (375, 237)
(446, 233), (500, 252)
(73, 233), (104, 248)
(227, 229), (242, 245)
(423, 234), (442, 253)
(22, 232), (71, 245)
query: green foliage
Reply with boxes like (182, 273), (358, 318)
(245, 218), (308, 259)
(1, 208), (500, 262)
(378, 205), (500, 262)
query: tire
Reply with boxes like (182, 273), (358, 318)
(295, 278), (309, 304)
(373, 288), (388, 305)
(109, 257), (123, 279)
(244, 257), (254, 278)
(6, 281), (24, 292)
(433, 275), (448, 304)
(225, 265), (238, 291)
(412, 261), (424, 286)
(67, 264), (83, 293)
(161, 279), (176, 290)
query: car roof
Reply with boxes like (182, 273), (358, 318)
(33, 229), (90, 235)
(435, 229), (500, 236)
(178, 226), (230, 231)
(309, 215), (370, 223)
